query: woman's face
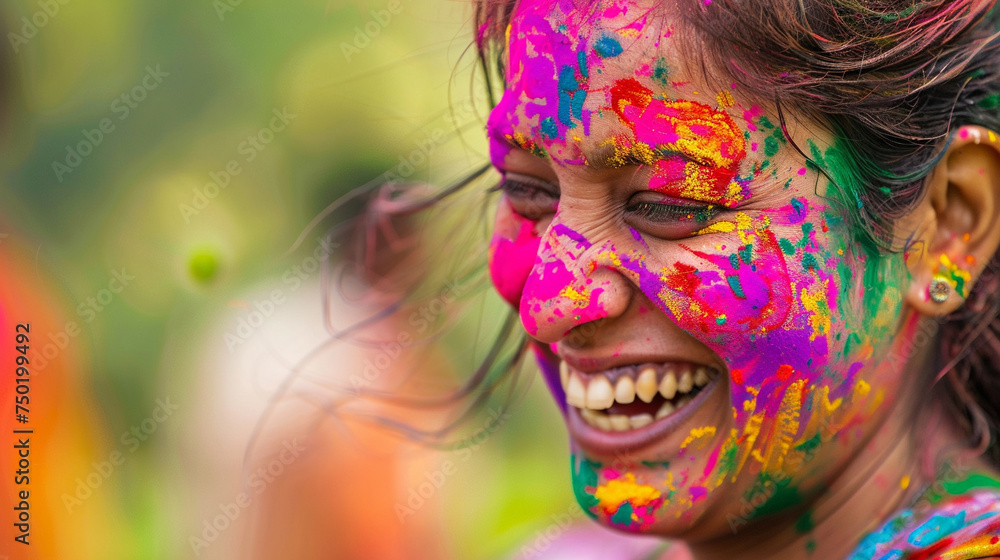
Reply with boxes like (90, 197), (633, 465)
(487, 0), (915, 539)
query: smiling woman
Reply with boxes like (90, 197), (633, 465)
(337, 0), (1000, 559)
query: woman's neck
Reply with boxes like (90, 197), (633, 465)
(679, 392), (998, 560)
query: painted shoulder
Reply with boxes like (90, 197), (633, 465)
(848, 476), (1000, 560)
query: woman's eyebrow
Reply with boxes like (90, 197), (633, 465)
(585, 143), (649, 170)
(584, 141), (732, 171)
(487, 125), (555, 163)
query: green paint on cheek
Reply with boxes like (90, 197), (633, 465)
(843, 331), (862, 358)
(611, 501), (634, 526)
(764, 136), (780, 158)
(727, 275), (746, 299)
(779, 238), (796, 255)
(797, 223), (813, 248)
(802, 253), (818, 273)
(729, 253), (741, 270)
(652, 58), (670, 86)
(571, 455), (600, 517)
(758, 116), (776, 130)
(739, 244), (753, 264)
(716, 315), (727, 325)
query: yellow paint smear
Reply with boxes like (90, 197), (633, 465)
(594, 473), (662, 512)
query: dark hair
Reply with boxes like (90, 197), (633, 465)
(472, 0), (1000, 463)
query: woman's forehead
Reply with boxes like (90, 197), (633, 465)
(490, 0), (745, 166)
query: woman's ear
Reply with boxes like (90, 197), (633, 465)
(906, 126), (1000, 316)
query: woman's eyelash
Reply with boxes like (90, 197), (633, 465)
(493, 174), (559, 198)
(628, 201), (716, 222)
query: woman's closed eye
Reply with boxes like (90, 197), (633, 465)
(625, 193), (719, 239)
(494, 172), (560, 220)
(494, 172), (720, 239)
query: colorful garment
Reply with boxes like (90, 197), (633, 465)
(848, 472), (1000, 560)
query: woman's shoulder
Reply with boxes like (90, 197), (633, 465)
(848, 473), (1000, 560)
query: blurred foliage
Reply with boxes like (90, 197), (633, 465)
(0, 0), (579, 558)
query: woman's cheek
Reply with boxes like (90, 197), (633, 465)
(639, 214), (795, 352)
(489, 201), (542, 308)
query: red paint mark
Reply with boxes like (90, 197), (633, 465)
(664, 261), (701, 295)
(609, 78), (653, 124)
(776, 364), (794, 381)
(904, 537), (954, 560)
(731, 369), (744, 385)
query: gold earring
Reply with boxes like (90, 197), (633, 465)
(928, 276), (951, 303)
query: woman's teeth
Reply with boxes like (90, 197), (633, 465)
(560, 362), (717, 432)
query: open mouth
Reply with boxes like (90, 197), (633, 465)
(560, 361), (722, 432)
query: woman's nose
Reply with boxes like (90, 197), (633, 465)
(519, 217), (633, 343)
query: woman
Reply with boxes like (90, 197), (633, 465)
(332, 0), (1000, 558)
(469, 0), (1000, 558)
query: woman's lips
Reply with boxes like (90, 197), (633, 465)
(559, 360), (725, 456)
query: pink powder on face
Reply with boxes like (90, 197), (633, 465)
(518, 224), (612, 337)
(489, 212), (542, 308)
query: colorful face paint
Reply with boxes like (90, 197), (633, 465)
(486, 0), (921, 542)
(848, 470), (1000, 559)
(608, 78), (749, 206)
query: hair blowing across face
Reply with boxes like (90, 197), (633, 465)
(474, 0), (1000, 465)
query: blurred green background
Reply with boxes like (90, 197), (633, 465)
(0, 0), (577, 558)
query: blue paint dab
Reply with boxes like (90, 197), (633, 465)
(558, 65), (583, 127)
(791, 197), (806, 217)
(540, 117), (558, 140)
(727, 275), (746, 299)
(594, 34), (623, 58)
